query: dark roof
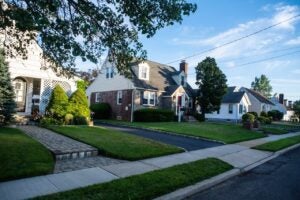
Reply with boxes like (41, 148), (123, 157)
(131, 60), (194, 97)
(244, 88), (275, 105)
(222, 91), (245, 103)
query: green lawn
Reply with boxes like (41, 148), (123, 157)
(254, 135), (300, 152)
(261, 127), (289, 135)
(35, 158), (232, 200)
(98, 121), (265, 144)
(0, 127), (54, 181)
(47, 126), (183, 160)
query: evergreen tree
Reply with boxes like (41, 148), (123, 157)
(46, 85), (68, 120)
(195, 57), (228, 121)
(68, 89), (90, 121)
(0, 49), (16, 125)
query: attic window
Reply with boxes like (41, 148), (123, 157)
(106, 67), (114, 79)
(139, 65), (149, 80)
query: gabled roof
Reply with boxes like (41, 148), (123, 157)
(131, 60), (194, 97)
(222, 91), (245, 103)
(244, 88), (275, 105)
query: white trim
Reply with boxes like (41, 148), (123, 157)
(95, 92), (101, 103)
(117, 90), (123, 105)
(142, 91), (156, 106)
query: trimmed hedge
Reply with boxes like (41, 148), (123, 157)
(247, 112), (258, 119)
(90, 103), (112, 119)
(268, 110), (283, 121)
(134, 108), (174, 122)
(242, 113), (255, 123)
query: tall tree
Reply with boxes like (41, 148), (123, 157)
(0, 48), (15, 125)
(294, 100), (300, 119)
(251, 74), (272, 98)
(0, 0), (196, 76)
(195, 57), (227, 120)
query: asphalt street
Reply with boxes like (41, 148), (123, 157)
(186, 147), (300, 200)
(95, 123), (222, 151)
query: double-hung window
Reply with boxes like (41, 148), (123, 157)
(95, 93), (101, 103)
(228, 104), (233, 114)
(142, 91), (155, 106)
(239, 104), (243, 114)
(117, 91), (122, 105)
(106, 67), (114, 79)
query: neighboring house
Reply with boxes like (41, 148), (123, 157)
(1, 33), (79, 116)
(240, 87), (274, 114)
(205, 86), (251, 122)
(270, 94), (295, 121)
(86, 58), (195, 121)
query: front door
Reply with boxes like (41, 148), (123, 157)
(13, 78), (27, 112)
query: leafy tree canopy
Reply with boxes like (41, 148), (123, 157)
(0, 0), (196, 76)
(251, 74), (272, 98)
(294, 100), (300, 119)
(195, 57), (227, 120)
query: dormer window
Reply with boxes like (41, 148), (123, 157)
(139, 64), (149, 80)
(106, 67), (114, 79)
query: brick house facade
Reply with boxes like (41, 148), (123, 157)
(86, 58), (195, 121)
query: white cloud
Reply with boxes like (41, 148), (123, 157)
(172, 4), (300, 62)
(285, 36), (300, 46)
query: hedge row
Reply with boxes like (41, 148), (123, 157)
(134, 108), (174, 122)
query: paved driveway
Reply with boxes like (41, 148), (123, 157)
(95, 123), (222, 151)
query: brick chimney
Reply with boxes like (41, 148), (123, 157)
(179, 60), (188, 75)
(279, 93), (284, 104)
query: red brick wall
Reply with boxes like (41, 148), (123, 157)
(90, 90), (133, 121)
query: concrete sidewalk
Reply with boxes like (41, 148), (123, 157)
(1, 132), (299, 200)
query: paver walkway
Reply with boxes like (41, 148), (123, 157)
(18, 126), (98, 160)
(1, 131), (299, 200)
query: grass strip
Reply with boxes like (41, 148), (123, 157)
(35, 158), (233, 200)
(253, 135), (300, 152)
(47, 126), (183, 160)
(98, 120), (265, 144)
(0, 127), (54, 181)
(261, 127), (289, 135)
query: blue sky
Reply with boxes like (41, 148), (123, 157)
(80, 0), (300, 101)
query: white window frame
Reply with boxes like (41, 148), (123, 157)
(95, 92), (101, 103)
(106, 67), (114, 79)
(139, 65), (149, 80)
(142, 91), (155, 106)
(239, 104), (243, 114)
(117, 91), (122, 105)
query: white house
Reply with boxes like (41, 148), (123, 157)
(205, 86), (251, 122)
(1, 32), (79, 117)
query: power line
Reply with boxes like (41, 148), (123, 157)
(187, 49), (300, 75)
(166, 14), (300, 65)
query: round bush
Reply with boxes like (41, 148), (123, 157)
(260, 111), (268, 117)
(247, 112), (258, 119)
(64, 113), (74, 125)
(90, 103), (112, 119)
(134, 108), (174, 122)
(267, 110), (283, 121)
(242, 113), (255, 123)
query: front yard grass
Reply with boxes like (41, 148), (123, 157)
(253, 135), (300, 152)
(35, 158), (233, 200)
(261, 127), (289, 135)
(0, 127), (54, 181)
(47, 126), (183, 160)
(98, 121), (265, 144)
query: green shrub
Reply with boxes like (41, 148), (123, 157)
(247, 112), (258, 119)
(40, 117), (63, 126)
(258, 116), (266, 124)
(64, 113), (74, 125)
(68, 89), (90, 120)
(134, 108), (174, 122)
(242, 113), (255, 123)
(90, 103), (112, 119)
(194, 112), (205, 122)
(260, 111), (268, 117)
(268, 110), (283, 121)
(73, 116), (88, 125)
(266, 117), (272, 124)
(46, 85), (69, 120)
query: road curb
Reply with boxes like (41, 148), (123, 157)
(153, 169), (240, 200)
(154, 143), (300, 200)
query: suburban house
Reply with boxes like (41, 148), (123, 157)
(240, 87), (274, 114)
(1, 32), (79, 117)
(205, 86), (251, 122)
(86, 58), (195, 121)
(271, 94), (295, 121)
